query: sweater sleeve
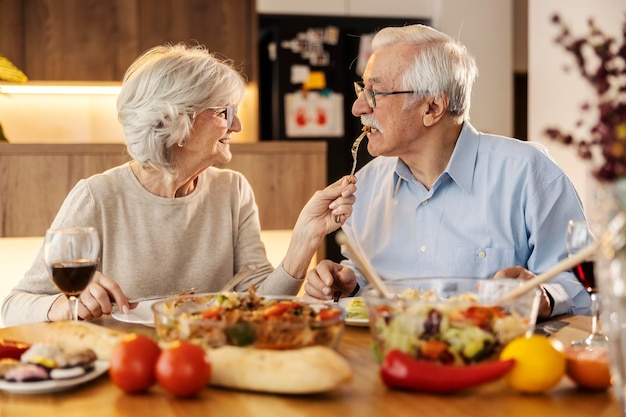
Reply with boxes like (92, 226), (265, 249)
(1, 180), (99, 326)
(228, 174), (304, 296)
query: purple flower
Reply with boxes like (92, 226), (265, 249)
(544, 14), (626, 181)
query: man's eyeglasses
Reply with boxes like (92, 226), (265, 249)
(354, 81), (424, 108)
(206, 104), (237, 130)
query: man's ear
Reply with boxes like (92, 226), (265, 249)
(422, 93), (449, 127)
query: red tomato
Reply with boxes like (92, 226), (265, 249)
(155, 341), (211, 397)
(109, 334), (161, 394)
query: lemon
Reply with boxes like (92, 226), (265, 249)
(499, 335), (566, 393)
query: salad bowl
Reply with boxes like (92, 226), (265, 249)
(362, 277), (541, 364)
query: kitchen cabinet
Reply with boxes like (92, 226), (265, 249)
(139, 0), (257, 82)
(0, 0), (256, 82)
(0, 0), (25, 69)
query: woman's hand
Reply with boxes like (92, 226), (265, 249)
(47, 271), (133, 321)
(282, 176), (356, 280)
(294, 175), (357, 237)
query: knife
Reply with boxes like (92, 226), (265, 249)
(126, 264), (259, 304)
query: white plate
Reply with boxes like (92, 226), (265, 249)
(339, 297), (370, 327)
(111, 300), (157, 327)
(0, 361), (109, 395)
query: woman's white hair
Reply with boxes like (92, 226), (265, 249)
(117, 43), (246, 176)
(371, 24), (478, 120)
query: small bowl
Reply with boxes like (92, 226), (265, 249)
(565, 344), (612, 390)
(152, 291), (345, 350)
(363, 277), (540, 364)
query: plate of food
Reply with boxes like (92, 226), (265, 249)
(111, 300), (157, 327)
(0, 360), (109, 395)
(339, 297), (369, 327)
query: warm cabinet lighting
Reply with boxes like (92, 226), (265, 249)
(0, 82), (121, 95)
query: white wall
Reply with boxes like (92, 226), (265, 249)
(437, 0), (513, 135)
(258, 0), (439, 18)
(528, 0), (624, 214)
(258, 0), (514, 137)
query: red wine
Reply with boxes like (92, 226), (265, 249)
(50, 260), (97, 296)
(573, 260), (596, 293)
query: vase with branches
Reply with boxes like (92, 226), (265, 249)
(544, 13), (626, 414)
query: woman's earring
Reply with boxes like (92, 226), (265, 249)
(178, 140), (186, 148)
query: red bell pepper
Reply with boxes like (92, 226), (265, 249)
(380, 349), (515, 394)
(0, 339), (31, 360)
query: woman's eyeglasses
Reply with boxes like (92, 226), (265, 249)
(206, 104), (237, 129)
(354, 81), (425, 108)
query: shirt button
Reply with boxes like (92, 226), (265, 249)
(477, 251), (486, 259)
(420, 245), (427, 252)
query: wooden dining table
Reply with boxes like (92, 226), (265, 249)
(0, 315), (620, 417)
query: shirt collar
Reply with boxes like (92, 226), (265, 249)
(445, 122), (479, 193)
(392, 122), (479, 195)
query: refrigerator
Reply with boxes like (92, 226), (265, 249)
(258, 14), (431, 262)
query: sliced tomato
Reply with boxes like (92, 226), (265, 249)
(318, 308), (342, 321)
(419, 339), (450, 361)
(0, 339), (31, 360)
(201, 306), (225, 320)
(454, 306), (505, 327)
(377, 305), (391, 314)
(263, 300), (302, 318)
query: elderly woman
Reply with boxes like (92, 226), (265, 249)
(2, 44), (356, 325)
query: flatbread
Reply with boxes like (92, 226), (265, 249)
(208, 345), (353, 394)
(3, 321), (125, 360)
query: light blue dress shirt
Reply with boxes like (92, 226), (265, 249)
(342, 122), (591, 316)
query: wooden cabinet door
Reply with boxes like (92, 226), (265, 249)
(0, 0), (26, 72)
(4, 0), (256, 82)
(22, 0), (141, 81)
(139, 0), (257, 82)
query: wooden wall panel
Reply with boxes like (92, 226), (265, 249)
(0, 141), (326, 236)
(0, 0), (25, 71)
(22, 0), (140, 81)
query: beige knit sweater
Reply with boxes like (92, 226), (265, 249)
(2, 163), (303, 326)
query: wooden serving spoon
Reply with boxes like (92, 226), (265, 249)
(335, 231), (393, 298)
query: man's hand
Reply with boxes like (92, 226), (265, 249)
(304, 260), (357, 301)
(494, 266), (552, 320)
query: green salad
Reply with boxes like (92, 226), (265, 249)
(346, 297), (368, 320)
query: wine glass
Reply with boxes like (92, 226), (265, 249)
(566, 220), (608, 347)
(44, 227), (100, 321)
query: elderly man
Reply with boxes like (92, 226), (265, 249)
(304, 24), (590, 320)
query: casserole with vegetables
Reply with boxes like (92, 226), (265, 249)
(152, 287), (345, 350)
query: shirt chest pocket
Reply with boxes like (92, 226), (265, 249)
(451, 247), (516, 277)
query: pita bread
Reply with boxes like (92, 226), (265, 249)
(208, 345), (352, 394)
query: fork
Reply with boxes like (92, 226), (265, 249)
(334, 129), (368, 223)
